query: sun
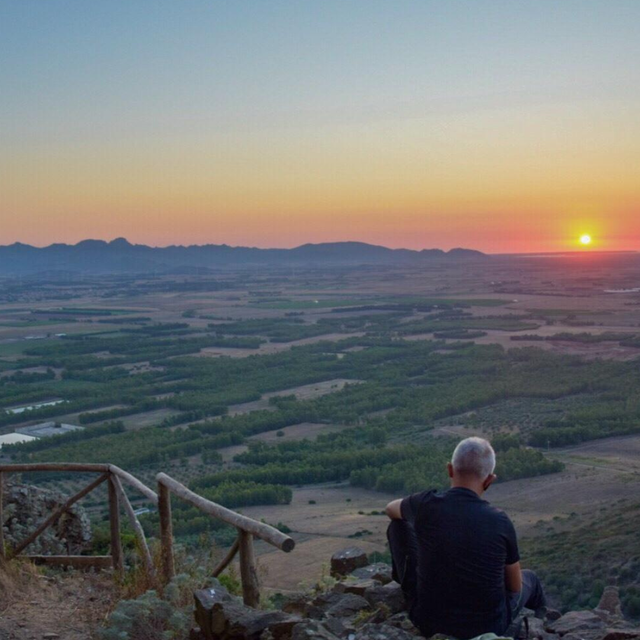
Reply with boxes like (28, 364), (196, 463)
(579, 234), (592, 246)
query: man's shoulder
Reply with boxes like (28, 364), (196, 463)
(482, 501), (517, 528)
(400, 488), (440, 520)
(405, 488), (440, 505)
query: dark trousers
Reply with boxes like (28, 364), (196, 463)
(387, 520), (547, 633)
(507, 569), (547, 619)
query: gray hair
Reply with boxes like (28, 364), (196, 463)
(451, 437), (496, 478)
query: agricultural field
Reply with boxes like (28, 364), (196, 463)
(2, 253), (640, 613)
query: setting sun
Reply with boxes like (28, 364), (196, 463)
(580, 234), (592, 246)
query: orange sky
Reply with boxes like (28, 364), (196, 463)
(2, 2), (639, 253)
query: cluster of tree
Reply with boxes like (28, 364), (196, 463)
(139, 482), (290, 538)
(530, 404), (640, 446)
(198, 481), (292, 509)
(398, 314), (540, 335)
(189, 431), (561, 498)
(350, 443), (561, 493)
(96, 316), (151, 324)
(433, 329), (487, 339)
(0, 368), (56, 385)
(511, 332), (638, 344)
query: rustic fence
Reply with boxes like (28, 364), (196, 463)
(0, 463), (295, 607)
(156, 472), (295, 606)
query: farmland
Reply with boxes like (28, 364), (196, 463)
(2, 252), (640, 614)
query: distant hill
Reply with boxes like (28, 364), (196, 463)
(0, 238), (486, 276)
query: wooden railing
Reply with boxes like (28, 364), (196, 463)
(0, 463), (157, 576)
(156, 472), (295, 607)
(0, 464), (296, 607)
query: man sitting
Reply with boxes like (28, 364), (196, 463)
(385, 437), (546, 639)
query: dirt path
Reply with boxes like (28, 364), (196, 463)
(0, 571), (115, 640)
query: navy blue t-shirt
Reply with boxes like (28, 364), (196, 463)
(401, 487), (519, 639)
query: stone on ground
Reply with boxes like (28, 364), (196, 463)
(330, 547), (369, 578)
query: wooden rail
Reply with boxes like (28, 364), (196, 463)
(0, 463), (296, 607)
(0, 463), (157, 577)
(156, 472), (295, 607)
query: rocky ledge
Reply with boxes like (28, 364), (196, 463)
(191, 546), (640, 640)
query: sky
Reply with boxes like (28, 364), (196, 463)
(1, 1), (639, 254)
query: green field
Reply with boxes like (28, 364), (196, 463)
(253, 296), (510, 310)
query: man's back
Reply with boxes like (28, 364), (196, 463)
(401, 486), (519, 639)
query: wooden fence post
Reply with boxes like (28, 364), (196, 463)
(108, 474), (123, 575)
(158, 481), (174, 585)
(0, 471), (5, 560)
(238, 530), (260, 607)
(212, 536), (240, 578)
(111, 474), (154, 580)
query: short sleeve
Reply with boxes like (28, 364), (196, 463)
(401, 490), (435, 525)
(504, 516), (520, 565)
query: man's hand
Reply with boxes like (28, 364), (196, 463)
(505, 561), (522, 594)
(385, 499), (403, 520)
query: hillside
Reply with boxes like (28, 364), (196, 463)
(2, 546), (640, 640)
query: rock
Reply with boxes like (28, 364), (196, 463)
(331, 547), (369, 578)
(269, 616), (304, 640)
(353, 622), (417, 640)
(282, 594), (311, 616)
(323, 616), (356, 638)
(325, 593), (371, 618)
(527, 616), (561, 640)
(306, 592), (346, 619)
(194, 588), (295, 640)
(42, 634), (60, 640)
(562, 633), (591, 640)
(546, 610), (563, 622)
(363, 583), (406, 615)
(334, 579), (380, 597)
(291, 621), (341, 640)
(351, 564), (393, 585)
(386, 612), (422, 636)
(594, 587), (624, 623)
(224, 606), (293, 640)
(548, 611), (606, 636)
(2, 483), (91, 555)
(601, 631), (640, 640)
(194, 586), (234, 638)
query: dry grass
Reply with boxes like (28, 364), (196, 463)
(0, 556), (41, 612)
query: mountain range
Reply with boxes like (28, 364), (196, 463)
(0, 238), (486, 276)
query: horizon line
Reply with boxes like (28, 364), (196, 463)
(1, 237), (639, 257)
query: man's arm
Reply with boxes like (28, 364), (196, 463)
(505, 561), (522, 593)
(385, 498), (403, 520)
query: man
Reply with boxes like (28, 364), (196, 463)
(385, 437), (546, 639)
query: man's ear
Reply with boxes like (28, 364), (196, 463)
(447, 462), (454, 479)
(483, 473), (497, 491)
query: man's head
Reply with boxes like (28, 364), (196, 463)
(447, 437), (497, 494)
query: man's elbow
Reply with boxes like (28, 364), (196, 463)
(505, 562), (523, 593)
(385, 499), (402, 520)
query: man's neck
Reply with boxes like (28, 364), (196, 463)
(450, 480), (485, 497)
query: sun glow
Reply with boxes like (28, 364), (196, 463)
(580, 234), (592, 246)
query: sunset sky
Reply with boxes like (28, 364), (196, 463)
(1, 1), (639, 253)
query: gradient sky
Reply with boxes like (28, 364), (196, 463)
(1, 1), (639, 253)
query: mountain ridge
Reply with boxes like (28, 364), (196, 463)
(0, 239), (486, 275)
